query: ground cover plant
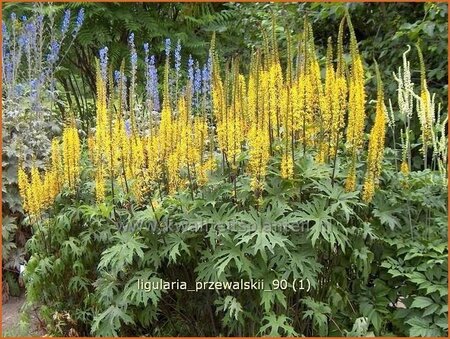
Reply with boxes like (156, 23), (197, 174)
(2, 2), (448, 337)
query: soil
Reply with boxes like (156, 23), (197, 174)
(2, 294), (45, 337)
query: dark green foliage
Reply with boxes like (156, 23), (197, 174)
(23, 149), (447, 336)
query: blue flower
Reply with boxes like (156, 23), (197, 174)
(14, 84), (24, 97)
(128, 33), (137, 93)
(125, 119), (131, 136)
(131, 51), (137, 69)
(194, 62), (202, 94)
(193, 61), (202, 108)
(37, 15), (44, 29)
(61, 10), (71, 35)
(2, 23), (9, 53)
(121, 74), (128, 111)
(29, 78), (41, 110)
(146, 54), (160, 112)
(2, 22), (7, 38)
(187, 55), (194, 85)
(114, 70), (121, 86)
(174, 40), (181, 76)
(128, 32), (135, 46)
(72, 8), (84, 36)
(99, 47), (108, 81)
(4, 59), (13, 85)
(202, 62), (210, 95)
(165, 38), (171, 57)
(143, 43), (150, 67)
(18, 33), (27, 48)
(25, 22), (37, 51)
(47, 40), (61, 64)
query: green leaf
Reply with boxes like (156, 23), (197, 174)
(223, 295), (242, 320)
(120, 269), (162, 307)
(91, 305), (135, 337)
(406, 317), (443, 337)
(302, 297), (331, 336)
(260, 289), (287, 313)
(235, 227), (292, 261)
(161, 233), (191, 263)
(410, 296), (434, 309)
(98, 233), (147, 275)
(259, 312), (297, 336)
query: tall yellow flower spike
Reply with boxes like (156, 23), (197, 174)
(345, 15), (366, 191)
(17, 165), (30, 214)
(62, 118), (81, 190)
(416, 45), (434, 169)
(362, 63), (387, 203)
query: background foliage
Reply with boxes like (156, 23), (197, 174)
(3, 2), (447, 131)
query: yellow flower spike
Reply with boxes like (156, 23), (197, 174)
(362, 177), (375, 203)
(42, 169), (59, 210)
(17, 166), (30, 214)
(292, 73), (305, 140)
(399, 129), (410, 175)
(214, 60), (245, 168)
(95, 164), (105, 202)
(87, 134), (96, 162)
(400, 161), (409, 175)
(62, 120), (81, 190)
(318, 37), (335, 162)
(247, 125), (270, 192)
(167, 151), (182, 195)
(247, 52), (259, 129)
(362, 62), (387, 203)
(131, 176), (145, 203)
(50, 138), (62, 190)
(146, 134), (162, 182)
(280, 153), (294, 180)
(197, 156), (217, 187)
(345, 14), (366, 190)
(328, 23), (348, 164)
(92, 62), (112, 200)
(30, 165), (43, 217)
(345, 161), (357, 192)
(49, 170), (59, 203)
(416, 44), (434, 168)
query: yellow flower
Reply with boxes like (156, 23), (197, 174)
(197, 156), (217, 187)
(346, 16), (366, 152)
(50, 138), (62, 189)
(345, 162), (356, 192)
(247, 126), (270, 191)
(415, 45), (436, 168)
(345, 16), (366, 191)
(400, 161), (409, 175)
(87, 134), (96, 162)
(247, 54), (259, 129)
(167, 151), (181, 194)
(17, 166), (30, 214)
(62, 122), (81, 189)
(146, 135), (162, 182)
(362, 64), (386, 203)
(29, 165), (43, 217)
(361, 177), (375, 203)
(95, 164), (105, 202)
(280, 153), (294, 179)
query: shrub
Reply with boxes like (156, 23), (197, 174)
(10, 11), (448, 337)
